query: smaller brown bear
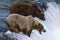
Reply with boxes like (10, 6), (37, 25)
(10, 2), (45, 20)
(5, 14), (46, 37)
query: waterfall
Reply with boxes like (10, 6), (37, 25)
(43, 2), (60, 40)
(5, 2), (60, 40)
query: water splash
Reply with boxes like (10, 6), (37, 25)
(5, 2), (60, 40)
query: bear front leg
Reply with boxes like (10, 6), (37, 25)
(26, 29), (32, 37)
(23, 29), (26, 34)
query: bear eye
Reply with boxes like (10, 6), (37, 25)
(38, 23), (40, 25)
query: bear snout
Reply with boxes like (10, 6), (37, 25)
(42, 29), (46, 33)
(42, 17), (45, 20)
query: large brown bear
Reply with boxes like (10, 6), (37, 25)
(10, 2), (45, 20)
(5, 14), (46, 37)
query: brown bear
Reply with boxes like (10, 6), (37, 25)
(10, 2), (45, 20)
(5, 13), (46, 37)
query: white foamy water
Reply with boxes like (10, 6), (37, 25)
(5, 2), (60, 40)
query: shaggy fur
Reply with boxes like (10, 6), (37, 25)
(10, 2), (45, 20)
(5, 14), (46, 37)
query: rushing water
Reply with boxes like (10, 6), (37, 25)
(4, 2), (60, 40)
(0, 0), (60, 40)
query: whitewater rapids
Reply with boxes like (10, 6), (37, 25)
(5, 2), (60, 40)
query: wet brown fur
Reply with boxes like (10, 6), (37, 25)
(5, 14), (46, 37)
(10, 2), (45, 20)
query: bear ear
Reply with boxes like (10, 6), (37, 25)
(31, 3), (37, 8)
(28, 15), (33, 17)
(34, 20), (39, 26)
